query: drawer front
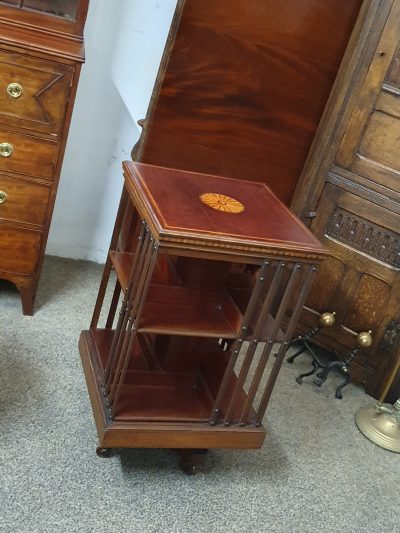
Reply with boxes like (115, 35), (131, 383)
(0, 175), (50, 227)
(0, 129), (59, 180)
(0, 225), (41, 275)
(0, 49), (73, 136)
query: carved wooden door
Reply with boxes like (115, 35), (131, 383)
(294, 0), (400, 399)
(305, 185), (400, 397)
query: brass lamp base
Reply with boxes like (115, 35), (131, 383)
(355, 400), (400, 453)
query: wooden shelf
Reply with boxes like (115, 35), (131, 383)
(88, 330), (216, 423)
(110, 251), (183, 291)
(80, 329), (267, 449)
(109, 252), (243, 339)
(87, 329), (256, 425)
(91, 329), (161, 372)
(139, 285), (242, 339)
(114, 372), (213, 423)
(109, 251), (133, 291)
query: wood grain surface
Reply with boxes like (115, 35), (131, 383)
(124, 162), (326, 260)
(0, 128), (59, 179)
(0, 174), (50, 226)
(138, 0), (362, 205)
(0, 49), (73, 136)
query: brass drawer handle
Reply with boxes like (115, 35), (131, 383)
(7, 82), (23, 98)
(0, 143), (14, 157)
(0, 190), (7, 204)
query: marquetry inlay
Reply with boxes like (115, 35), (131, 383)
(200, 193), (245, 213)
(326, 208), (400, 268)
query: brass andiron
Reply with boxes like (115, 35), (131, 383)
(286, 311), (336, 384)
(314, 330), (373, 399)
(286, 311), (336, 363)
(355, 351), (400, 453)
(287, 311), (373, 399)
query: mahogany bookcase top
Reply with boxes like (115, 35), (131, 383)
(122, 161), (326, 263)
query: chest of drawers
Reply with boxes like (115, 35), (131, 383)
(0, 0), (89, 314)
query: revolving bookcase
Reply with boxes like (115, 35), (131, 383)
(79, 162), (326, 470)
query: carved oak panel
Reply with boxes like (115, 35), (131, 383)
(326, 207), (400, 269)
(300, 182), (400, 389)
(342, 273), (391, 333)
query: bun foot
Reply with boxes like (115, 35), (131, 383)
(176, 449), (208, 475)
(96, 447), (112, 458)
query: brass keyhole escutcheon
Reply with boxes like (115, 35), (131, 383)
(7, 82), (23, 98)
(0, 143), (14, 157)
(0, 190), (7, 204)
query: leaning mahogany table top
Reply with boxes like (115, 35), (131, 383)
(122, 162), (326, 262)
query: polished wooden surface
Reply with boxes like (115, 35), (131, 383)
(79, 331), (266, 450)
(0, 174), (50, 226)
(292, 0), (400, 400)
(0, 21), (84, 61)
(0, 128), (59, 179)
(80, 164), (324, 459)
(135, 0), (362, 205)
(0, 0), (88, 314)
(0, 49), (74, 136)
(139, 285), (242, 339)
(124, 162), (326, 262)
(0, 0), (89, 37)
(0, 225), (41, 275)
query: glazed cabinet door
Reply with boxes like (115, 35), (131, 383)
(20, 0), (79, 20)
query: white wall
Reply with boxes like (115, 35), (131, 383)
(47, 0), (177, 263)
